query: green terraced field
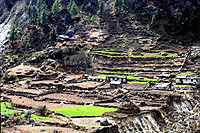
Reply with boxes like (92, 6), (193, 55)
(1, 102), (50, 121)
(51, 105), (117, 117)
(97, 74), (107, 77)
(128, 81), (147, 85)
(29, 114), (50, 121)
(174, 85), (192, 88)
(1, 102), (21, 115)
(92, 51), (129, 55)
(127, 76), (158, 82)
(177, 73), (195, 76)
(91, 50), (178, 58)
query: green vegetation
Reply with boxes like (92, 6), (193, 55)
(67, 0), (79, 16)
(1, 102), (50, 121)
(177, 73), (195, 76)
(155, 52), (178, 58)
(29, 114), (50, 121)
(113, 0), (128, 14)
(92, 51), (129, 55)
(127, 76), (158, 82)
(97, 70), (134, 75)
(97, 0), (105, 16)
(49, 27), (58, 41)
(97, 74), (107, 77)
(51, 0), (59, 18)
(9, 19), (19, 41)
(175, 85), (192, 88)
(128, 81), (147, 85)
(51, 105), (117, 117)
(91, 51), (178, 58)
(1, 102), (21, 115)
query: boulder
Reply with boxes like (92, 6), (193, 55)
(100, 118), (109, 126)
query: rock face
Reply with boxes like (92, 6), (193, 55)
(0, 0), (28, 52)
(117, 102), (140, 114)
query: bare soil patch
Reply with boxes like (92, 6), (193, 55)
(16, 125), (87, 133)
(6, 96), (77, 109)
(41, 93), (95, 104)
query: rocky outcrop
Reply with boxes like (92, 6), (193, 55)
(0, 0), (29, 52)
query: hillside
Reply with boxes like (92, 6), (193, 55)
(0, 0), (200, 133)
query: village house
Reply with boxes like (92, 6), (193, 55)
(154, 82), (174, 90)
(106, 75), (127, 84)
(158, 73), (176, 79)
(106, 75), (127, 89)
(176, 75), (200, 85)
(87, 76), (106, 82)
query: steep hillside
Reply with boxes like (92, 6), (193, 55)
(0, 0), (200, 133)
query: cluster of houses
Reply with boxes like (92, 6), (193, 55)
(158, 73), (200, 85)
(86, 72), (200, 90)
(88, 75), (127, 89)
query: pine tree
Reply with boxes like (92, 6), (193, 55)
(97, 0), (104, 16)
(59, 0), (67, 6)
(9, 19), (19, 41)
(67, 0), (79, 16)
(67, 0), (73, 11)
(64, 13), (72, 25)
(49, 27), (57, 41)
(40, 10), (48, 26)
(31, 6), (39, 24)
(52, 0), (60, 18)
(113, 0), (128, 14)
(26, 5), (33, 23)
(84, 2), (91, 11)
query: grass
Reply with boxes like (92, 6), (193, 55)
(155, 52), (178, 58)
(97, 74), (107, 77)
(50, 105), (117, 117)
(0, 102), (50, 121)
(1, 102), (22, 115)
(97, 70), (134, 75)
(90, 52), (126, 57)
(30, 114), (50, 121)
(92, 51), (129, 55)
(127, 76), (158, 82)
(128, 81), (147, 85)
(91, 50), (178, 58)
(177, 73), (195, 76)
(175, 85), (192, 88)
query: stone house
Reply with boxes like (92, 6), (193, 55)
(176, 75), (200, 85)
(106, 75), (127, 84)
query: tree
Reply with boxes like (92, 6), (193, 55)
(64, 13), (72, 25)
(97, 0), (104, 16)
(51, 0), (60, 18)
(113, 0), (128, 14)
(40, 10), (48, 26)
(59, 0), (67, 6)
(67, 0), (79, 16)
(9, 19), (19, 41)
(31, 6), (39, 24)
(49, 27), (58, 41)
(84, 2), (91, 11)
